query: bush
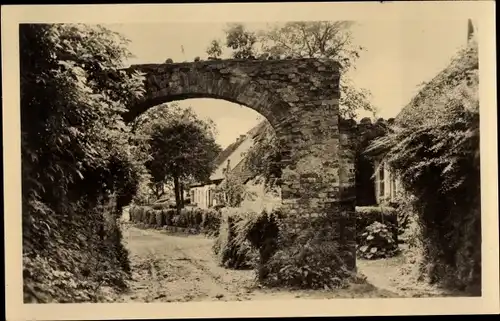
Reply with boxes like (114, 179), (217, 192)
(155, 210), (165, 227)
(129, 204), (222, 234)
(148, 209), (157, 226)
(23, 204), (131, 303)
(357, 221), (399, 259)
(392, 193), (418, 241)
(355, 206), (398, 244)
(261, 240), (353, 289)
(201, 208), (222, 236)
(212, 207), (282, 271)
(20, 24), (142, 303)
(213, 208), (259, 269)
(164, 209), (176, 226)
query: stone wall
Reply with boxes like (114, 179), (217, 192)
(125, 58), (358, 273)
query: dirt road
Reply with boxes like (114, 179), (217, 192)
(114, 223), (452, 303)
(115, 224), (258, 302)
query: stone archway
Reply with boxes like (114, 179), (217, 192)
(124, 58), (356, 270)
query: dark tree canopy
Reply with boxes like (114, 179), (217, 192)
(146, 116), (222, 184)
(138, 104), (222, 212)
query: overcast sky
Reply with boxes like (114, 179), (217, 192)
(107, 20), (469, 149)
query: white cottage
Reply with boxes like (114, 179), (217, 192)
(189, 124), (262, 209)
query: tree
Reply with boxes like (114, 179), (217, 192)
(142, 107), (222, 214)
(260, 22), (358, 68)
(258, 21), (375, 118)
(218, 21), (376, 119)
(224, 23), (259, 59)
(206, 39), (223, 59)
(231, 21), (376, 185)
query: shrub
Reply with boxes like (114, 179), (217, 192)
(212, 207), (282, 272)
(355, 206), (398, 244)
(201, 208), (222, 236)
(155, 210), (165, 227)
(23, 204), (131, 303)
(261, 239), (353, 289)
(136, 206), (146, 223)
(147, 209), (156, 226)
(392, 193), (418, 241)
(357, 221), (399, 259)
(213, 208), (259, 269)
(20, 24), (141, 303)
(164, 209), (175, 226)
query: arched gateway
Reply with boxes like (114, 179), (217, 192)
(124, 58), (356, 270)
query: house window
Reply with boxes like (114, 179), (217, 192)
(390, 174), (396, 200)
(378, 162), (385, 200)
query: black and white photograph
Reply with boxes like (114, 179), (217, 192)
(3, 2), (499, 319)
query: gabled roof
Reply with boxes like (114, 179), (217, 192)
(222, 120), (272, 184)
(202, 120), (268, 183)
(210, 134), (255, 181)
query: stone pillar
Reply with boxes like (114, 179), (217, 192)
(338, 119), (358, 270)
(273, 62), (357, 272)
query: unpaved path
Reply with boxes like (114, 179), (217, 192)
(357, 257), (464, 298)
(114, 223), (453, 302)
(115, 224), (257, 302)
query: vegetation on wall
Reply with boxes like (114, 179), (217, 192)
(367, 39), (480, 294)
(21, 23), (145, 302)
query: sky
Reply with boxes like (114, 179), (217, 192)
(107, 20), (469, 149)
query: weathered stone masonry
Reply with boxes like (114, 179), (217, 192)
(124, 58), (357, 270)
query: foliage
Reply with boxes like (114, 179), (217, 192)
(355, 206), (398, 244)
(391, 192), (418, 240)
(206, 39), (223, 59)
(212, 208), (259, 269)
(136, 104), (222, 213)
(213, 171), (253, 207)
(212, 207), (282, 271)
(256, 204), (358, 289)
(232, 21), (376, 183)
(219, 21), (375, 119)
(244, 120), (282, 187)
(262, 240), (353, 289)
(20, 23), (146, 302)
(224, 23), (258, 59)
(129, 205), (222, 236)
(149, 202), (176, 210)
(259, 22), (356, 67)
(367, 40), (481, 293)
(357, 222), (399, 259)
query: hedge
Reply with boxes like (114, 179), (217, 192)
(129, 205), (222, 236)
